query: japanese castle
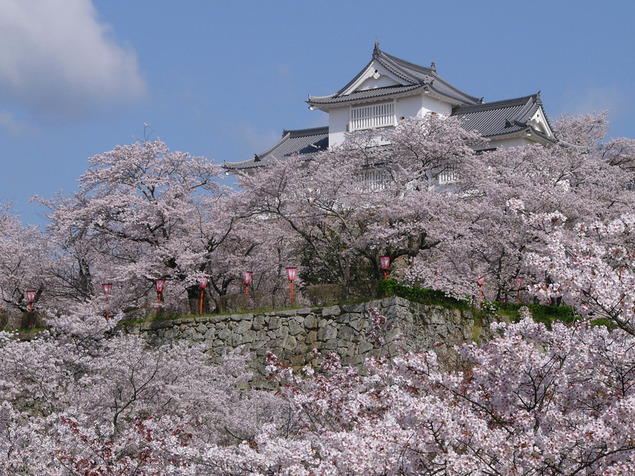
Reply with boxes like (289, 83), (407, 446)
(224, 42), (556, 172)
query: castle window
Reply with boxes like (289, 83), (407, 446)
(438, 164), (457, 185)
(350, 102), (396, 131)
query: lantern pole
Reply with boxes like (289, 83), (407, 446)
(514, 277), (523, 304)
(198, 276), (209, 315)
(286, 267), (297, 306)
(243, 272), (253, 310)
(435, 267), (443, 291)
(477, 276), (485, 305)
(102, 283), (113, 321)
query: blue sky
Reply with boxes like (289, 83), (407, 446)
(0, 0), (633, 225)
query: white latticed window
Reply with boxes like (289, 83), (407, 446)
(350, 102), (396, 131)
(357, 168), (388, 192)
(438, 164), (457, 185)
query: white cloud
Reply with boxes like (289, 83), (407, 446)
(0, 0), (146, 121)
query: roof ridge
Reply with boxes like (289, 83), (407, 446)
(283, 126), (329, 138)
(453, 94), (538, 114)
(380, 50), (433, 78)
(375, 51), (423, 84)
(379, 49), (481, 104)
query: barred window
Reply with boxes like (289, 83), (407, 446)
(350, 102), (396, 131)
(438, 164), (457, 185)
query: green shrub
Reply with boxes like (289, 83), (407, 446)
(378, 279), (470, 309)
(379, 279), (579, 327)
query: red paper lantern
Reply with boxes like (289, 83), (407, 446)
(198, 276), (209, 315)
(155, 278), (166, 293)
(26, 290), (36, 313)
(286, 267), (297, 306)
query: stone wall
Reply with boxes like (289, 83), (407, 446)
(125, 297), (487, 387)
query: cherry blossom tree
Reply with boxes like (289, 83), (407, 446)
(235, 115), (484, 287)
(406, 112), (635, 301)
(0, 203), (51, 314)
(526, 210), (635, 335)
(38, 137), (239, 314)
(0, 308), (285, 473)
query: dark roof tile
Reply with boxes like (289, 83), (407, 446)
(308, 45), (481, 107)
(224, 126), (328, 171)
(452, 94), (544, 137)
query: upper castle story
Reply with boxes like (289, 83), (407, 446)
(225, 42), (556, 172)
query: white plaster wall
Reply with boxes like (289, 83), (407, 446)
(396, 95), (422, 120)
(329, 106), (349, 148)
(489, 136), (533, 148)
(344, 62), (402, 94)
(421, 95), (453, 116)
(328, 94), (456, 149)
(357, 75), (399, 91)
(396, 94), (452, 122)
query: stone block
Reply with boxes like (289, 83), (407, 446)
(274, 326), (289, 341)
(338, 344), (355, 357)
(182, 327), (200, 341)
(323, 339), (338, 351)
(341, 313), (363, 331)
(266, 316), (281, 330)
(380, 296), (410, 308)
(296, 308), (315, 316)
(382, 305), (414, 324)
(317, 324), (337, 341)
(236, 320), (252, 335)
(321, 305), (341, 318)
(231, 313), (251, 322)
(210, 314), (227, 324)
(337, 325), (356, 341)
(358, 341), (374, 354)
(252, 315), (265, 331)
(277, 309), (297, 317)
(303, 314), (318, 329)
(282, 335), (297, 350)
(341, 302), (366, 313)
(289, 318), (304, 336)
(364, 300), (382, 310)
(241, 330), (256, 344)
(217, 328), (231, 342)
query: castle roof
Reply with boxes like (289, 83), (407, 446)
(223, 126), (328, 171)
(224, 44), (556, 172)
(453, 93), (555, 141)
(307, 42), (482, 108)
